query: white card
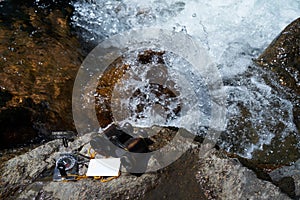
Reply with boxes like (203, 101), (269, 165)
(86, 158), (121, 177)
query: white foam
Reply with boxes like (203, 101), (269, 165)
(72, 0), (300, 159)
(72, 0), (300, 77)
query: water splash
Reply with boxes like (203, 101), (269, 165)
(222, 65), (298, 159)
(109, 50), (211, 133)
(71, 0), (186, 43)
(71, 0), (300, 161)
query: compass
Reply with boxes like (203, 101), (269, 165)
(53, 153), (78, 181)
(56, 154), (77, 171)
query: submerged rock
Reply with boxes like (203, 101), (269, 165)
(94, 50), (181, 128)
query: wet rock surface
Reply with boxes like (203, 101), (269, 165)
(218, 17), (300, 169)
(256, 17), (300, 132)
(0, 0), (83, 148)
(94, 50), (179, 128)
(256, 17), (300, 95)
(215, 17), (300, 167)
(144, 147), (207, 200)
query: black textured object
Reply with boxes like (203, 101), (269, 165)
(90, 124), (151, 174)
(91, 124), (150, 155)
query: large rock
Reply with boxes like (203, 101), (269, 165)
(256, 17), (300, 132)
(0, 132), (159, 199)
(269, 159), (300, 198)
(196, 145), (290, 200)
(0, 132), (290, 199)
(256, 17), (300, 94)
(0, 0), (83, 148)
(0, 126), (193, 199)
(17, 174), (159, 200)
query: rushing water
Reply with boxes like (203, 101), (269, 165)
(71, 0), (300, 164)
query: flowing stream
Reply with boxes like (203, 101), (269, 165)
(71, 0), (300, 165)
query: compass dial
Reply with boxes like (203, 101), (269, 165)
(56, 154), (76, 171)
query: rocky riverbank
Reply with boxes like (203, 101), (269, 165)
(1, 0), (300, 199)
(0, 131), (291, 200)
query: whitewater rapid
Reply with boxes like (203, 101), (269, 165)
(71, 0), (300, 160)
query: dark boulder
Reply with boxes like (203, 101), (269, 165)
(256, 17), (300, 132)
(256, 17), (300, 94)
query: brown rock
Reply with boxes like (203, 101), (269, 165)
(256, 17), (300, 133)
(256, 17), (300, 94)
(0, 1), (83, 148)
